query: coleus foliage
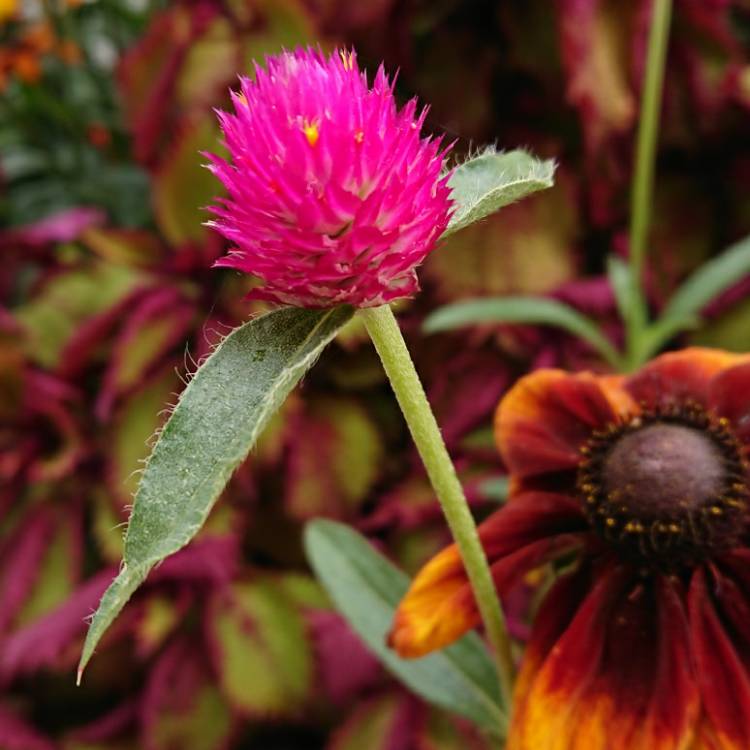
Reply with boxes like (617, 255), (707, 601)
(3, 0), (750, 748)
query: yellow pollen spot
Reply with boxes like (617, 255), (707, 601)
(606, 518), (617, 528)
(302, 119), (320, 147)
(710, 506), (723, 516)
(340, 49), (355, 71)
(669, 523), (681, 533)
(354, 130), (364, 144)
(236, 92), (248, 108)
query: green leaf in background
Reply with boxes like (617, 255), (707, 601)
(304, 519), (507, 738)
(637, 313), (701, 364)
(16, 513), (79, 628)
(153, 116), (225, 246)
(15, 263), (139, 368)
(477, 477), (510, 504)
(142, 638), (234, 750)
(241, 0), (316, 66)
(443, 148), (556, 238)
(285, 396), (385, 520)
(624, 235), (750, 364)
(424, 175), (577, 302)
(328, 693), (492, 750)
(328, 695), (404, 750)
(108, 368), (182, 511)
(424, 296), (622, 368)
(659, 234), (750, 328)
(606, 255), (644, 337)
(210, 578), (314, 715)
(691, 296), (750, 352)
(78, 305), (354, 679)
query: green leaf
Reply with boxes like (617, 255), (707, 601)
(304, 519), (506, 737)
(210, 578), (314, 715)
(153, 116), (225, 245)
(632, 235), (750, 363)
(424, 296), (622, 368)
(691, 296), (750, 352)
(443, 148), (556, 238)
(661, 234), (750, 323)
(16, 513), (78, 627)
(607, 256), (639, 330)
(286, 396), (385, 520)
(175, 17), (239, 110)
(240, 0), (316, 65)
(144, 640), (233, 750)
(477, 477), (509, 504)
(78, 306), (353, 680)
(328, 695), (404, 750)
(109, 368), (181, 508)
(16, 263), (139, 368)
(424, 175), (577, 301)
(638, 313), (701, 364)
(82, 227), (165, 268)
(606, 255), (650, 368)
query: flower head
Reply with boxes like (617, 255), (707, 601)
(206, 47), (452, 308)
(390, 348), (750, 749)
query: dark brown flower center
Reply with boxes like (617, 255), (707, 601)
(577, 405), (748, 565)
(603, 424), (724, 519)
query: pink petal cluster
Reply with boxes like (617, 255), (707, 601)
(206, 47), (453, 308)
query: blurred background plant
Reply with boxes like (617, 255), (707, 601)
(3, 0), (750, 748)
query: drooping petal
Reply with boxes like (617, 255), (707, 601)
(690, 563), (750, 750)
(495, 369), (634, 478)
(388, 492), (590, 657)
(626, 348), (744, 410)
(510, 566), (699, 750)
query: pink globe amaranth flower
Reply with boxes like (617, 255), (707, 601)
(205, 47), (453, 308)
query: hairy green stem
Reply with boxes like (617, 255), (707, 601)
(625, 0), (673, 368)
(359, 304), (514, 718)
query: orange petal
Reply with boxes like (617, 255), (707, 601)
(389, 492), (588, 658)
(495, 369), (634, 479)
(388, 542), (477, 658)
(510, 567), (699, 750)
(626, 348), (747, 409)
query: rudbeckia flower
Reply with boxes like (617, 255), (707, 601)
(390, 348), (750, 749)
(206, 47), (452, 308)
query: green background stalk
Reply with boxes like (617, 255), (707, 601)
(625, 0), (673, 368)
(359, 304), (514, 718)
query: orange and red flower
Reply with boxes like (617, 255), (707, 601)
(390, 348), (750, 749)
